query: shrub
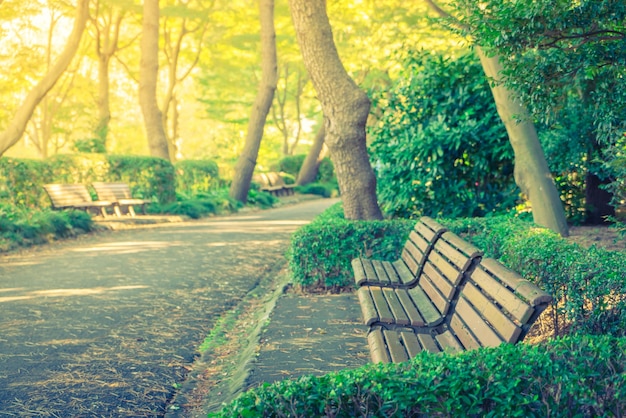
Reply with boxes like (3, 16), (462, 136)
(278, 154), (306, 177)
(445, 215), (626, 337)
(175, 159), (221, 196)
(288, 203), (414, 290)
(212, 335), (626, 417)
(369, 51), (516, 219)
(295, 181), (337, 198)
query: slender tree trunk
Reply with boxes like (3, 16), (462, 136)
(96, 55), (111, 143)
(139, 0), (170, 161)
(296, 124), (325, 185)
(289, 0), (382, 220)
(229, 0), (278, 203)
(477, 48), (569, 236)
(0, 0), (89, 157)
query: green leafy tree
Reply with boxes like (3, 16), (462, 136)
(370, 51), (516, 219)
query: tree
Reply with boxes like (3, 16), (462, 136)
(0, 0), (89, 157)
(139, 0), (170, 161)
(90, 0), (127, 150)
(229, 0), (277, 203)
(289, 0), (382, 220)
(296, 123), (325, 185)
(425, 0), (569, 236)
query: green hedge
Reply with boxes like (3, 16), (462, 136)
(212, 335), (626, 417)
(288, 203), (414, 290)
(175, 159), (221, 198)
(444, 216), (626, 338)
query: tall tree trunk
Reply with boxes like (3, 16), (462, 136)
(0, 0), (89, 157)
(477, 48), (569, 236)
(229, 0), (278, 203)
(139, 0), (170, 161)
(96, 55), (111, 144)
(296, 124), (325, 185)
(289, 0), (382, 220)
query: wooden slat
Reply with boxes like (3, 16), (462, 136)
(435, 331), (463, 353)
(404, 237), (426, 269)
(481, 258), (552, 306)
(381, 261), (401, 285)
(368, 328), (391, 363)
(425, 250), (461, 286)
(352, 258), (367, 286)
(454, 296), (503, 347)
(422, 262), (455, 299)
(361, 260), (378, 285)
(408, 230), (430, 256)
(414, 221), (438, 243)
(395, 289), (426, 326)
(398, 329), (423, 358)
(392, 260), (415, 285)
(383, 329), (409, 363)
(370, 287), (394, 324)
(357, 287), (379, 326)
(407, 286), (442, 326)
(471, 266), (534, 323)
(372, 260), (391, 285)
(449, 313), (481, 350)
(462, 282), (521, 343)
(419, 273), (450, 316)
(441, 232), (483, 261)
(382, 288), (410, 325)
(417, 333), (440, 353)
(419, 217), (447, 237)
(401, 249), (420, 276)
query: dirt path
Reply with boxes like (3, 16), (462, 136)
(0, 198), (337, 417)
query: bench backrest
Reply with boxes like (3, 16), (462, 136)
(446, 257), (552, 349)
(416, 231), (483, 316)
(266, 172), (286, 187)
(92, 182), (132, 201)
(253, 173), (271, 188)
(44, 184), (93, 208)
(394, 217), (447, 280)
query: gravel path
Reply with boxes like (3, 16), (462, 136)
(0, 198), (336, 417)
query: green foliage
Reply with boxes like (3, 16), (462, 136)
(175, 159), (221, 196)
(107, 155), (176, 204)
(0, 157), (53, 207)
(212, 335), (626, 417)
(369, 51), (516, 219)
(278, 154), (306, 177)
(295, 182), (337, 198)
(155, 189), (242, 219)
(288, 203), (414, 289)
(73, 137), (107, 153)
(445, 215), (626, 337)
(245, 189), (277, 209)
(0, 203), (95, 253)
(316, 157), (335, 183)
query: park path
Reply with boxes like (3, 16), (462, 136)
(0, 198), (336, 417)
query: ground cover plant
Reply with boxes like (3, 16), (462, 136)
(212, 335), (626, 417)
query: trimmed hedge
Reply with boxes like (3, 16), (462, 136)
(288, 203), (414, 290)
(212, 335), (626, 417)
(175, 159), (221, 197)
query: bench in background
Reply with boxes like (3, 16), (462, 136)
(254, 172), (296, 196)
(44, 184), (114, 217)
(92, 182), (151, 217)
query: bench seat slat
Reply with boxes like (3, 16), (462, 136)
(383, 288), (410, 326)
(406, 286), (442, 326)
(383, 329), (410, 363)
(392, 260), (415, 285)
(372, 260), (391, 285)
(368, 328), (391, 363)
(382, 261), (401, 285)
(399, 329), (424, 358)
(370, 287), (394, 324)
(352, 258), (367, 286)
(357, 288), (379, 326)
(435, 330), (463, 354)
(394, 289), (426, 327)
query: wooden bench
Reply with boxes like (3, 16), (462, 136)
(357, 230), (483, 328)
(254, 172), (296, 196)
(366, 257), (553, 363)
(43, 184), (114, 217)
(92, 182), (151, 217)
(352, 217), (448, 288)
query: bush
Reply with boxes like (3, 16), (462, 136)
(175, 159), (221, 196)
(277, 154), (335, 184)
(278, 154), (306, 177)
(212, 335), (626, 417)
(295, 182), (337, 198)
(288, 203), (414, 290)
(0, 203), (95, 253)
(444, 215), (626, 337)
(369, 51), (516, 219)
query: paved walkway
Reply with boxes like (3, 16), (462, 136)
(0, 198), (337, 417)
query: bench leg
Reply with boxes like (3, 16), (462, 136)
(114, 205), (122, 217)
